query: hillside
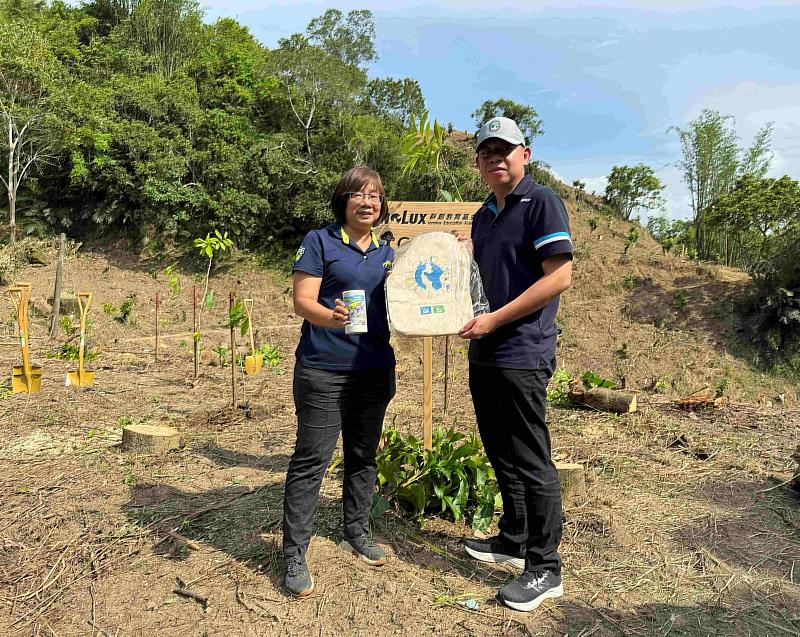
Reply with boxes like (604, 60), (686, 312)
(559, 191), (795, 405)
(0, 208), (798, 636)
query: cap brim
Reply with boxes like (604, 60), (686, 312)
(476, 134), (526, 150)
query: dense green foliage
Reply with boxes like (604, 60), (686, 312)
(471, 98), (543, 144)
(0, 0), (496, 250)
(374, 426), (500, 531)
(604, 164), (664, 221)
(671, 109), (773, 262)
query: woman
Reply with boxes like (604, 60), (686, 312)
(282, 166), (396, 597)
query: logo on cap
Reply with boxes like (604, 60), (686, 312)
(489, 120), (501, 132)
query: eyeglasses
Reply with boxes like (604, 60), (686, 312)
(347, 192), (384, 205)
(477, 143), (521, 160)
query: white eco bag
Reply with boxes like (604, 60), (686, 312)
(386, 231), (474, 336)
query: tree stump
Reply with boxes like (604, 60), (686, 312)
(569, 387), (637, 413)
(556, 462), (586, 507)
(121, 424), (180, 455)
(49, 293), (80, 316)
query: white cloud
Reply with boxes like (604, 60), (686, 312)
(579, 176), (608, 197)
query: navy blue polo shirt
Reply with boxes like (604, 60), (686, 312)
(470, 175), (573, 370)
(292, 223), (395, 371)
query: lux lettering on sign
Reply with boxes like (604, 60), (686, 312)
(389, 211), (428, 225)
(379, 201), (481, 246)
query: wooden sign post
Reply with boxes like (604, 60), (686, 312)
(382, 201), (480, 450)
(423, 336), (433, 450)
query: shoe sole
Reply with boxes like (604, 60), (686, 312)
(499, 584), (563, 612)
(341, 540), (386, 566)
(464, 545), (524, 570)
(288, 574), (315, 598)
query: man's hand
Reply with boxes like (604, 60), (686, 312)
(458, 312), (498, 339)
(452, 231), (473, 255)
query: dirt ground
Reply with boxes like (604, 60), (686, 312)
(1, 209), (799, 636)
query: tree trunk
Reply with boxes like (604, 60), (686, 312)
(8, 192), (15, 243)
(49, 233), (65, 338)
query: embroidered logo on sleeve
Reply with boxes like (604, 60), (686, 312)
(294, 246), (305, 262)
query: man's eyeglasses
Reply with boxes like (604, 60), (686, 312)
(347, 192), (384, 205)
(477, 143), (521, 160)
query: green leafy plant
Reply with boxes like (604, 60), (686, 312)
(203, 289), (216, 311)
(624, 227), (640, 253)
(581, 370), (617, 389)
(103, 302), (117, 316)
(588, 217), (598, 232)
(46, 342), (99, 362)
(256, 343), (281, 367)
(674, 290), (688, 313)
(115, 295), (136, 325)
(401, 110), (464, 201)
(59, 314), (75, 336)
(211, 345), (229, 367)
(546, 369), (572, 407)
(374, 426), (500, 531)
(193, 230), (233, 346)
(622, 274), (636, 291)
(227, 298), (250, 337)
(163, 262), (181, 299)
(653, 374), (670, 393)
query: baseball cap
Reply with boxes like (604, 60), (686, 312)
(476, 116), (526, 150)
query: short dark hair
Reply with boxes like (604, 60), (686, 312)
(330, 166), (389, 226)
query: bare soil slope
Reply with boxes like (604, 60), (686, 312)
(0, 210), (798, 636)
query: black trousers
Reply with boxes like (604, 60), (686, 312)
(469, 364), (562, 574)
(282, 364), (396, 558)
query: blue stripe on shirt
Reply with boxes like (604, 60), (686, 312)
(534, 231), (572, 249)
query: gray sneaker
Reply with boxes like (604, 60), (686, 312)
(341, 535), (386, 566)
(497, 570), (563, 612)
(284, 554), (314, 597)
(464, 535), (525, 570)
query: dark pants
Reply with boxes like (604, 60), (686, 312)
(469, 364), (562, 574)
(282, 364), (396, 557)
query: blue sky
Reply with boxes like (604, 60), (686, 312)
(202, 1), (800, 219)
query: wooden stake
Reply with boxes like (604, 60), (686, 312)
(193, 284), (199, 379)
(49, 233), (65, 339)
(443, 335), (450, 414)
(155, 292), (160, 362)
(230, 292), (236, 408)
(423, 336), (432, 450)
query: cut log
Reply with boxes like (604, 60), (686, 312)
(676, 394), (728, 410)
(569, 387), (637, 413)
(121, 424), (180, 455)
(556, 462), (586, 507)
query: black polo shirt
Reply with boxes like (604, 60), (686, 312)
(470, 175), (573, 370)
(292, 223), (395, 371)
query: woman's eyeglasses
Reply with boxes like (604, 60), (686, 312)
(347, 192), (384, 205)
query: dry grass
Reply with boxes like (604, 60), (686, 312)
(0, 223), (798, 636)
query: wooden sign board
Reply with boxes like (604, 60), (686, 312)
(377, 201), (482, 245)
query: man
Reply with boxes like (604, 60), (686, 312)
(457, 116), (573, 612)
